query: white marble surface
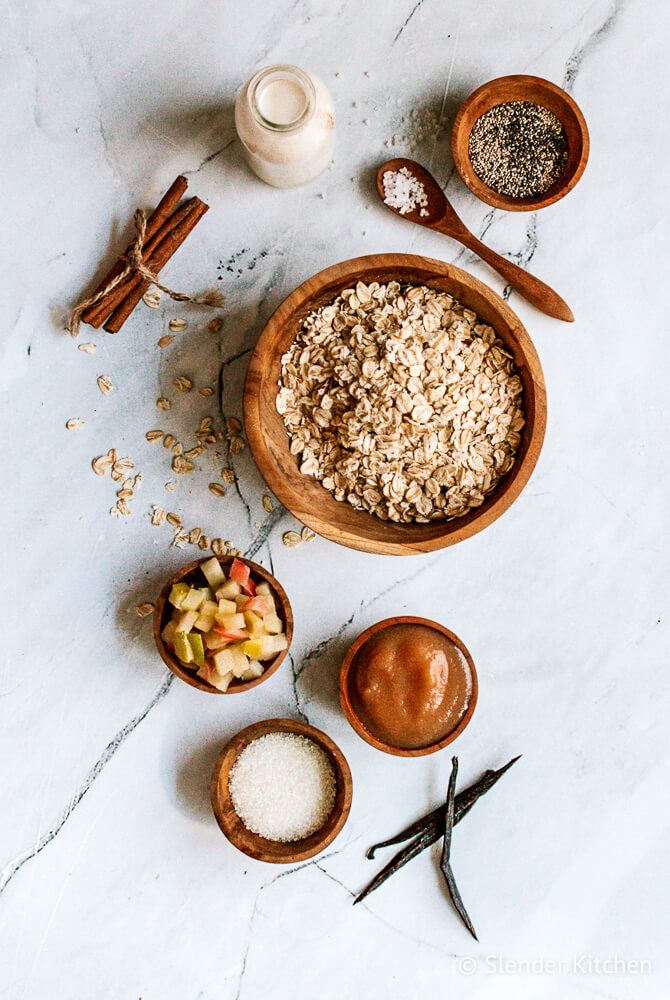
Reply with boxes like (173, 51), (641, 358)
(3, 0), (669, 997)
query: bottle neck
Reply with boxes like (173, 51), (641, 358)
(248, 65), (316, 133)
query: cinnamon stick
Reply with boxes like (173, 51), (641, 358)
(84, 198), (199, 328)
(103, 198), (209, 333)
(80, 176), (188, 326)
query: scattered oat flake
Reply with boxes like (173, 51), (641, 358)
(97, 375), (114, 394)
(164, 481), (175, 492)
(143, 290), (161, 309)
(146, 430), (163, 442)
(301, 526), (316, 542)
(174, 376), (193, 392)
(78, 343), (97, 354)
(157, 335), (173, 348)
(221, 467), (235, 484)
(198, 386), (215, 397)
(157, 397), (171, 411)
(66, 418), (85, 430)
(198, 534), (210, 550)
(230, 436), (245, 455)
(168, 318), (187, 333)
(117, 489), (133, 500)
(188, 527), (202, 544)
(173, 455), (195, 474)
(227, 416), (242, 435)
(136, 603), (155, 618)
(208, 317), (223, 333)
(151, 506), (166, 526)
(282, 531), (302, 548)
(132, 473), (142, 490)
(209, 483), (226, 497)
(211, 538), (227, 557)
(184, 446), (204, 459)
(262, 495), (274, 513)
(166, 512), (182, 527)
(92, 454), (112, 476)
(107, 448), (118, 463)
(163, 434), (176, 449)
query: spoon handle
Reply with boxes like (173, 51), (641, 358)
(439, 224), (574, 323)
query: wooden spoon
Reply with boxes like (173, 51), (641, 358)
(376, 158), (574, 323)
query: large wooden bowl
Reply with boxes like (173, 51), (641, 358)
(340, 616), (478, 757)
(451, 75), (589, 212)
(244, 254), (546, 555)
(153, 556), (293, 694)
(210, 718), (353, 863)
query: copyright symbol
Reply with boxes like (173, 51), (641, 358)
(459, 956), (477, 976)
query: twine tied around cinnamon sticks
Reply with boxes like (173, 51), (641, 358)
(68, 176), (224, 337)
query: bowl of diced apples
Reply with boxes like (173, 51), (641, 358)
(153, 555), (293, 694)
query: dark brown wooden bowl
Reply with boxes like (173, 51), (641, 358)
(153, 556), (293, 694)
(244, 253), (546, 555)
(451, 75), (589, 211)
(339, 616), (478, 756)
(210, 718), (353, 863)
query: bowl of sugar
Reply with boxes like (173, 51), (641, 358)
(210, 718), (353, 863)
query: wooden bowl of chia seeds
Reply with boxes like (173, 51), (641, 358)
(451, 75), (589, 211)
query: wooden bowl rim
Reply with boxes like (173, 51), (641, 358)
(152, 555), (293, 694)
(451, 74), (590, 211)
(244, 253), (547, 555)
(210, 717), (353, 863)
(339, 616), (478, 757)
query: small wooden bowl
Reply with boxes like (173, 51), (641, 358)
(339, 616), (478, 757)
(451, 75), (589, 211)
(244, 253), (546, 555)
(153, 556), (293, 694)
(210, 718), (353, 863)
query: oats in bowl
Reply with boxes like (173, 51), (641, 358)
(276, 281), (525, 523)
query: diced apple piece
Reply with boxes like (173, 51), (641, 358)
(197, 661), (213, 684)
(244, 634), (287, 660)
(217, 598), (237, 615)
(230, 649), (250, 678)
(194, 612), (216, 632)
(242, 596), (269, 616)
(234, 594), (248, 609)
(255, 582), (271, 596)
(241, 576), (256, 597)
(187, 632), (205, 667)
(215, 612), (245, 631)
(200, 600), (219, 617)
(268, 634), (288, 655)
(209, 670), (234, 692)
(175, 609), (199, 633)
(200, 557), (225, 589)
(161, 620), (177, 645)
(204, 630), (231, 650)
(181, 587), (206, 612)
(216, 579), (241, 600)
(229, 558), (250, 586)
(263, 612), (283, 635)
(169, 583), (190, 609)
(240, 660), (264, 681)
(174, 631), (194, 664)
(243, 611), (265, 638)
(214, 627), (248, 640)
(212, 648), (246, 678)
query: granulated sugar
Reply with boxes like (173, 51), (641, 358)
(228, 732), (337, 842)
(382, 166), (429, 217)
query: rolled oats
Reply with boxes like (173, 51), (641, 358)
(276, 282), (525, 523)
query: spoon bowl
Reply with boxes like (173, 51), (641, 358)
(376, 157), (448, 226)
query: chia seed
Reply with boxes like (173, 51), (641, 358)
(468, 101), (568, 199)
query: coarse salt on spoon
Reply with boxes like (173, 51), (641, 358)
(376, 158), (574, 323)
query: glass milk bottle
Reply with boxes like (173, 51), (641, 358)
(234, 65), (335, 188)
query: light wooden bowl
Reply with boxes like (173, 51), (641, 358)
(244, 253), (546, 555)
(210, 718), (353, 863)
(339, 616), (478, 757)
(451, 75), (589, 212)
(153, 556), (293, 694)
